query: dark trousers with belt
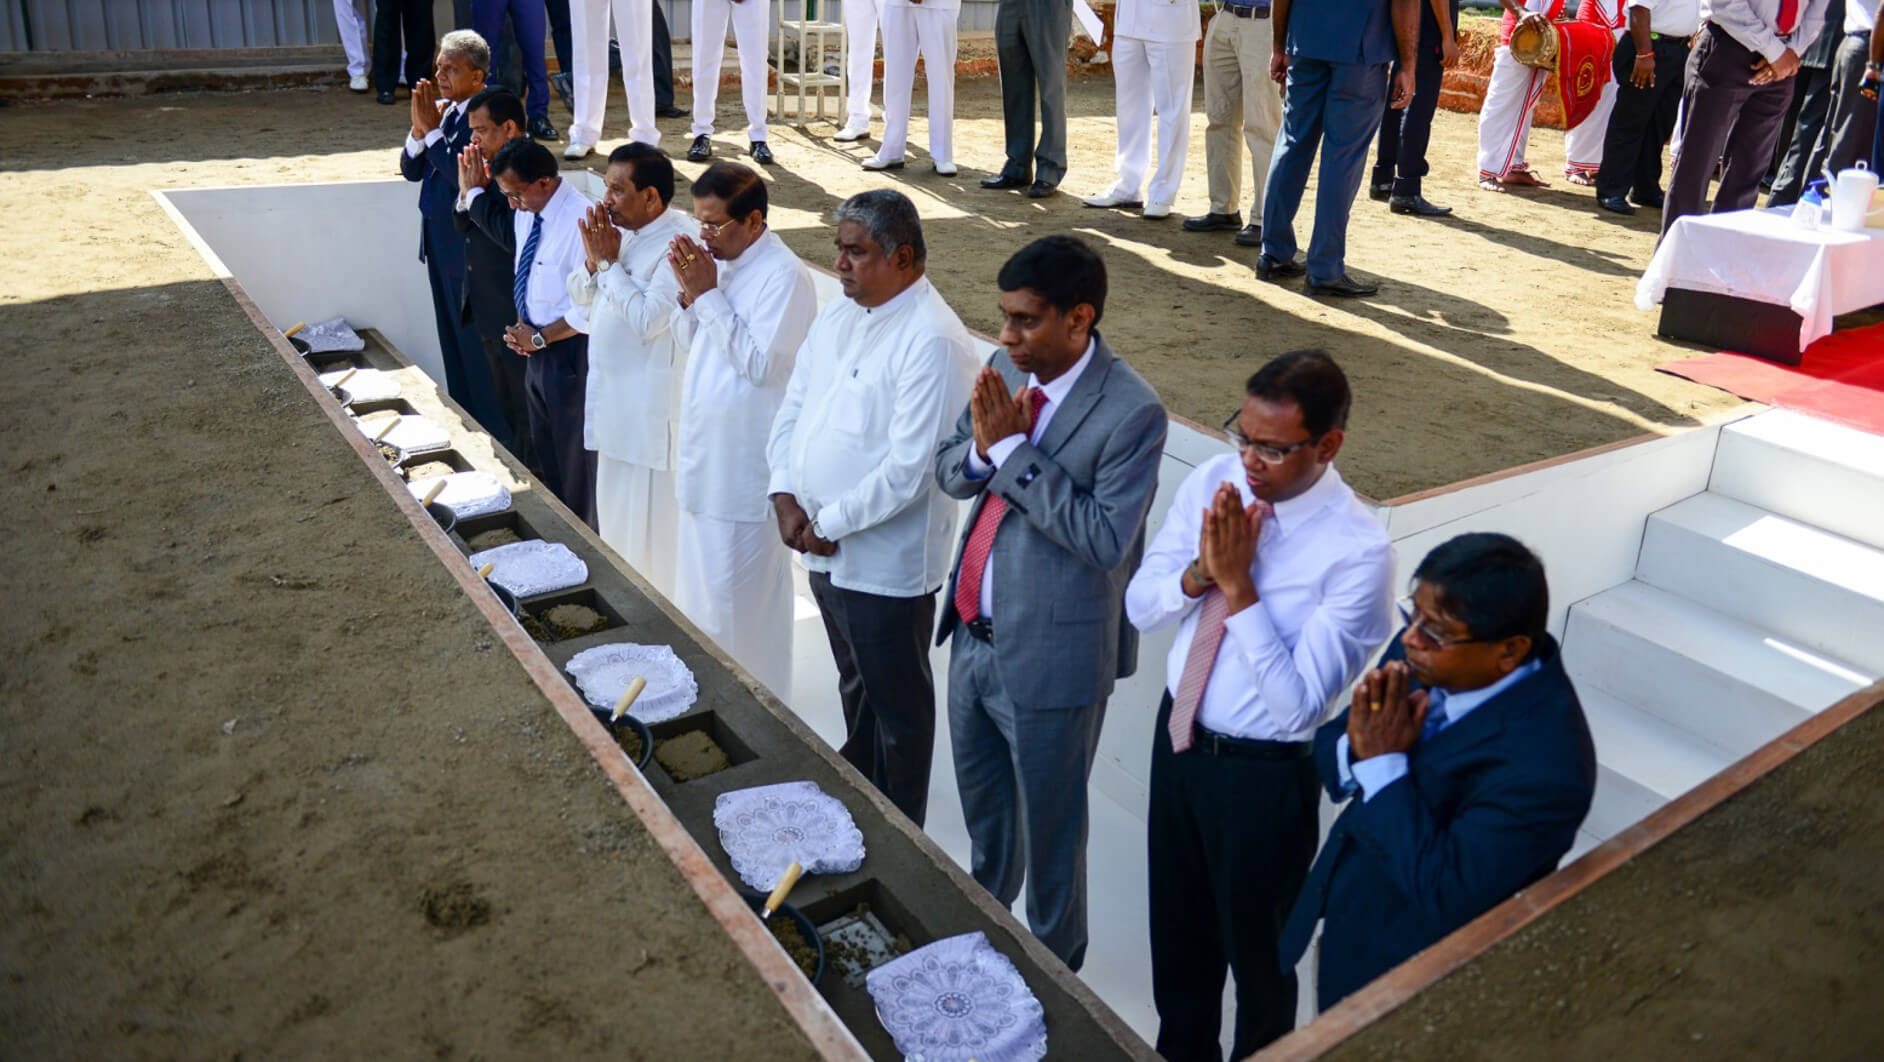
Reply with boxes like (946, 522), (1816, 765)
(422, 220), (505, 441)
(1372, 17), (1447, 198)
(525, 334), (597, 527)
(994, 0), (1074, 184)
(1663, 24), (1799, 233)
(474, 0), (552, 119)
(1149, 693), (1320, 1061)
(372, 0), (436, 94)
(1596, 34), (1690, 202)
(476, 331), (535, 473)
(807, 573), (938, 827)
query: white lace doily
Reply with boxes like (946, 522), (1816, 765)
(564, 643), (699, 723)
(713, 781), (866, 891)
(408, 471), (509, 520)
(295, 316), (365, 353)
(354, 413), (451, 455)
(467, 540), (588, 598)
(867, 932), (1047, 1062)
(318, 366), (401, 403)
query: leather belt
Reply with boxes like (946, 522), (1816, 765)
(965, 617), (995, 644)
(1191, 724), (1312, 760)
(1220, 2), (1271, 18)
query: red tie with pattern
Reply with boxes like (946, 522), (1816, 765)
(1777, 0), (1797, 34)
(952, 388), (1050, 625)
(1167, 498), (1275, 753)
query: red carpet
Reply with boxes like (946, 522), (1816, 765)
(1659, 321), (1884, 435)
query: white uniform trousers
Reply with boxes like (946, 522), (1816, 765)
(1562, 72), (1618, 176)
(846, 0), (884, 127)
(691, 0), (772, 141)
(570, 0), (659, 147)
(878, 5), (958, 166)
(596, 455), (680, 602)
(674, 509), (794, 697)
(334, 0), (369, 78)
(1107, 35), (1195, 208)
(1475, 46), (1549, 179)
(1201, 12), (1280, 215)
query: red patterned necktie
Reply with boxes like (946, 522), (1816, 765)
(952, 388), (1050, 625)
(1777, 0), (1797, 34)
(1167, 498), (1275, 754)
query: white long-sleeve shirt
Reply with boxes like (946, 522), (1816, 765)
(567, 207), (695, 467)
(671, 228), (818, 523)
(1125, 455), (1396, 741)
(766, 275), (979, 597)
(486, 178), (592, 333)
(1701, 0), (1829, 63)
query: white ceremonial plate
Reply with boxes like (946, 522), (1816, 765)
(564, 643), (699, 724)
(712, 781), (866, 891)
(467, 539), (587, 598)
(407, 470), (509, 520)
(866, 931), (1047, 1062)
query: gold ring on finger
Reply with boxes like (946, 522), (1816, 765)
(1369, 701), (1382, 712)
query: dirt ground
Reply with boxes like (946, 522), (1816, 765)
(0, 69), (1745, 1057)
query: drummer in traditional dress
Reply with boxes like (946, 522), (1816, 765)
(1475, 0), (1566, 190)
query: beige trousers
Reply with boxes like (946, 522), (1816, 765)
(1202, 11), (1282, 217)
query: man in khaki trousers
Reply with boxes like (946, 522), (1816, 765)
(1183, 1), (1282, 246)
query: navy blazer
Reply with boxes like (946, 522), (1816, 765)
(1280, 633), (1596, 1007)
(454, 178), (518, 334)
(1285, 0), (1397, 65)
(398, 107), (470, 254)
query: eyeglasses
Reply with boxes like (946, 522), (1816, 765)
(1222, 411), (1317, 464)
(697, 217), (738, 237)
(1397, 597), (1480, 649)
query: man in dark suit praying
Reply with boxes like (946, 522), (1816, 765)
(454, 87), (533, 467)
(1279, 532), (1597, 1009)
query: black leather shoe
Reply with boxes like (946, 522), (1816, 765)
(1255, 254), (1306, 281)
(1182, 211), (1242, 232)
(1025, 180), (1057, 198)
(656, 104), (688, 119)
(1368, 182), (1394, 202)
(1233, 223), (1263, 247)
(1389, 194), (1453, 217)
(980, 173), (1030, 189)
(375, 88), (396, 105)
(1308, 275), (1379, 297)
(1632, 188), (1666, 208)
(687, 134), (712, 162)
(750, 141), (774, 165)
(529, 116), (559, 140)
(551, 72), (574, 113)
(1597, 194), (1636, 215)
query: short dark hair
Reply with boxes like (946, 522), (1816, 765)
(607, 142), (675, 206)
(690, 160), (767, 221)
(490, 137), (558, 184)
(465, 88), (526, 134)
(1245, 350), (1352, 437)
(1413, 533), (1549, 658)
(997, 235), (1106, 327)
(835, 189), (926, 265)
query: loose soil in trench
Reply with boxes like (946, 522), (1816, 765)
(0, 68), (1767, 1056)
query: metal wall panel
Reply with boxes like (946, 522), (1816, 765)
(7, 0), (343, 51)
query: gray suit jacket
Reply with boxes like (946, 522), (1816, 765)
(933, 334), (1168, 709)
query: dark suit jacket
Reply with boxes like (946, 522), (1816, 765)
(1284, 633), (1596, 1007)
(398, 106), (470, 257)
(454, 177), (518, 335)
(932, 334), (1168, 709)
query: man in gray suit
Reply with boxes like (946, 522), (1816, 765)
(934, 235), (1169, 970)
(980, 0), (1075, 198)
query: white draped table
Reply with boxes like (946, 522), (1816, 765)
(1637, 207), (1884, 353)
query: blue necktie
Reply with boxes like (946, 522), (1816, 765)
(514, 211), (543, 328)
(1420, 691), (1449, 744)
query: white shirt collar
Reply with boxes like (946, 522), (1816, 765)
(723, 227), (780, 277)
(1029, 335), (1097, 406)
(862, 274), (929, 317)
(1266, 463), (1348, 537)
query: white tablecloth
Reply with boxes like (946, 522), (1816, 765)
(1636, 207), (1884, 350)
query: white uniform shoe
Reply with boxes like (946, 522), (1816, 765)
(349, 74), (369, 92)
(564, 142), (594, 160)
(862, 155), (905, 171)
(932, 161), (957, 176)
(1081, 189), (1144, 209)
(834, 121), (871, 142)
(1142, 200), (1173, 219)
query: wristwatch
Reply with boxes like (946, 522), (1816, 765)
(595, 259), (615, 274)
(1186, 557), (1215, 587)
(810, 515), (827, 541)
(530, 331), (547, 351)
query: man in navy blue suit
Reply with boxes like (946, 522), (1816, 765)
(1278, 532), (1597, 1010)
(1257, 0), (1420, 297)
(399, 30), (507, 441)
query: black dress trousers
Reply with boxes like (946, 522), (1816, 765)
(1596, 34), (1691, 202)
(1372, 1), (1452, 198)
(525, 333), (597, 529)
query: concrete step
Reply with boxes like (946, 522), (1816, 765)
(1563, 582), (1863, 758)
(1637, 492), (1884, 674)
(1709, 410), (1884, 553)
(1573, 685), (1735, 801)
(1582, 762), (1668, 842)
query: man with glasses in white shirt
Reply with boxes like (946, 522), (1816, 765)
(1125, 349), (1394, 1058)
(665, 162), (817, 697)
(767, 190), (978, 825)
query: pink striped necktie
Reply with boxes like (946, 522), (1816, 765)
(1168, 498), (1274, 753)
(952, 387), (1050, 625)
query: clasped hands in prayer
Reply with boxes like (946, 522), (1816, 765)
(578, 204), (623, 274)
(409, 78), (445, 139)
(665, 234), (716, 308)
(1184, 482), (1264, 612)
(1347, 660), (1431, 762)
(967, 366), (1036, 463)
(456, 142), (486, 194)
